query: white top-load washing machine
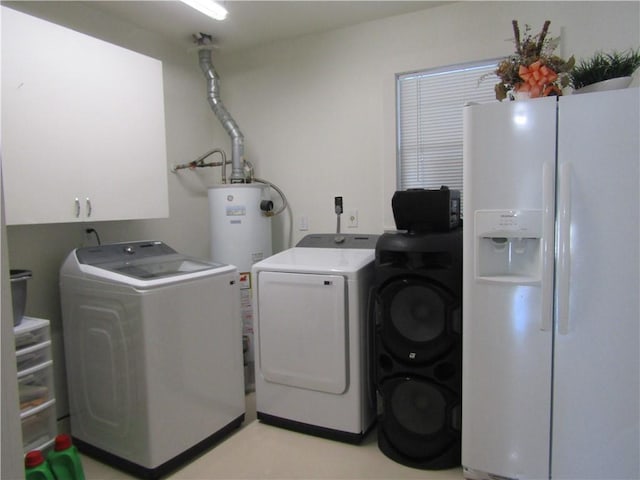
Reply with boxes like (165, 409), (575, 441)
(60, 241), (245, 479)
(252, 233), (378, 443)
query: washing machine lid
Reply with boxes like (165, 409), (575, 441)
(252, 247), (374, 275)
(69, 241), (233, 286)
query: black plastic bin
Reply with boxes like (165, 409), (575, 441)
(10, 269), (32, 326)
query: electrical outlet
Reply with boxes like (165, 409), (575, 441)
(347, 210), (358, 228)
(299, 215), (309, 231)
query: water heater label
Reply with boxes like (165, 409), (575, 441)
(226, 205), (246, 216)
(239, 272), (251, 289)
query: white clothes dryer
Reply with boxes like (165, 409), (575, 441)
(252, 234), (378, 443)
(60, 241), (245, 479)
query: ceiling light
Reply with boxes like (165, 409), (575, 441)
(181, 0), (228, 21)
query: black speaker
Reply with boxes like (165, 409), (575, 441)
(392, 187), (461, 233)
(372, 229), (462, 469)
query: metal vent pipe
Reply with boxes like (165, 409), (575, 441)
(198, 48), (245, 183)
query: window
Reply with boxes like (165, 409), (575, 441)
(396, 60), (499, 209)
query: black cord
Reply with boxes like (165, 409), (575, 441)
(85, 228), (101, 245)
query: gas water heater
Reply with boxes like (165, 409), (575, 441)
(209, 183), (273, 391)
(208, 183), (272, 271)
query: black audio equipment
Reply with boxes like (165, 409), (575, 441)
(391, 187), (460, 234)
(372, 229), (462, 469)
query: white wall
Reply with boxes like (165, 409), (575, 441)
(3, 0), (638, 427)
(212, 1), (640, 246)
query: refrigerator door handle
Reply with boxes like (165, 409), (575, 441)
(541, 161), (555, 332)
(557, 162), (572, 334)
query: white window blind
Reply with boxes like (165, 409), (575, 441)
(396, 61), (499, 207)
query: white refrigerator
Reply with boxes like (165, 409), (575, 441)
(461, 88), (639, 480)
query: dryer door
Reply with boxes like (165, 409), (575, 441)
(257, 271), (347, 394)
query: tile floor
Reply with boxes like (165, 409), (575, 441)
(81, 393), (463, 480)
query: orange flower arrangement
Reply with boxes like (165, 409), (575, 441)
(491, 20), (574, 101)
(517, 60), (560, 97)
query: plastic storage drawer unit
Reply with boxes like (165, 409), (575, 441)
(14, 317), (57, 453)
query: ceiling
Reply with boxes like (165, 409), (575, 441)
(87, 1), (446, 52)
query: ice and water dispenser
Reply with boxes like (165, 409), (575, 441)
(474, 210), (542, 284)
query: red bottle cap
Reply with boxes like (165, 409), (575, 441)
(25, 450), (45, 468)
(54, 433), (73, 451)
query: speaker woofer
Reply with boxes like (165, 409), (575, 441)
(378, 278), (457, 365)
(389, 284), (445, 342)
(390, 378), (447, 436)
(378, 376), (460, 466)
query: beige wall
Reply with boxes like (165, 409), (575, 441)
(212, 1), (640, 241)
(3, 1), (639, 425)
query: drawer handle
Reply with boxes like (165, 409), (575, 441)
(19, 397), (56, 420)
(74, 198), (80, 218)
(17, 360), (53, 379)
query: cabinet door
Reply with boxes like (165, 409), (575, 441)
(1, 6), (168, 225)
(1, 8), (81, 224)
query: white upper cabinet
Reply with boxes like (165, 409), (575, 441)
(1, 6), (169, 225)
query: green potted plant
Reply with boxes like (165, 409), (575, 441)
(570, 48), (640, 94)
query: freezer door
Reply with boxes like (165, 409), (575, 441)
(552, 88), (639, 479)
(256, 271), (348, 394)
(462, 96), (557, 479)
